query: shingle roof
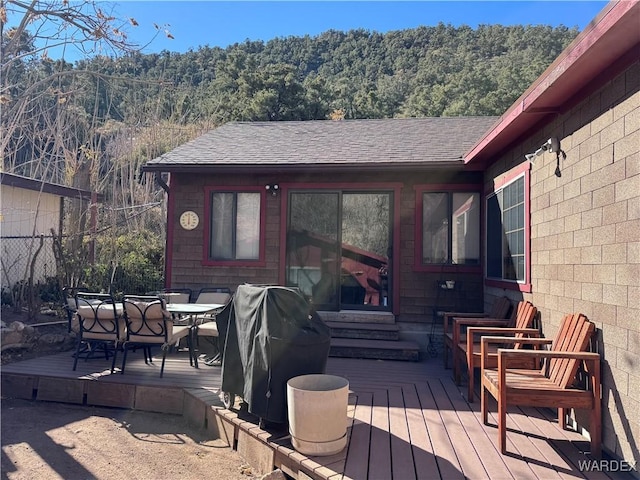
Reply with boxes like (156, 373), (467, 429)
(143, 117), (498, 172)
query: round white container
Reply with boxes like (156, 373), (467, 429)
(286, 374), (349, 456)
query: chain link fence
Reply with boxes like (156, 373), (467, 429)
(1, 233), (165, 306)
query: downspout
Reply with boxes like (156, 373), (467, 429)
(155, 172), (169, 193)
(155, 172), (172, 288)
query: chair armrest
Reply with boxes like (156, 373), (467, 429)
(467, 327), (539, 338)
(452, 318), (510, 345)
(466, 327), (540, 350)
(443, 311), (485, 334)
(480, 335), (552, 364)
(497, 349), (600, 361)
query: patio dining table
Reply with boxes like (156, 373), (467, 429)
(165, 302), (225, 320)
(165, 303), (225, 368)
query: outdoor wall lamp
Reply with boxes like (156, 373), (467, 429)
(265, 183), (280, 196)
(525, 137), (566, 177)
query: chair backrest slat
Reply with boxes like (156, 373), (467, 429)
(511, 301), (538, 348)
(489, 296), (511, 320)
(547, 313), (595, 388)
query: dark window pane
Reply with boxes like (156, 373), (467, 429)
(486, 193), (502, 278)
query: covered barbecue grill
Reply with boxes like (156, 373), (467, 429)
(220, 284), (331, 424)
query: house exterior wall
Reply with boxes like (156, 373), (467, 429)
(167, 169), (484, 325)
(0, 185), (61, 287)
(484, 61), (639, 465)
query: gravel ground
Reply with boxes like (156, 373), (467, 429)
(1, 397), (258, 480)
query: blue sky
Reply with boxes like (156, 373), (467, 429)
(112, 1), (609, 55)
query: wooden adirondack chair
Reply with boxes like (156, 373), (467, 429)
(480, 313), (601, 456)
(442, 296), (511, 368)
(453, 300), (538, 402)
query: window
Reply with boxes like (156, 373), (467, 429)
(208, 190), (262, 262)
(419, 190), (480, 266)
(486, 174), (526, 283)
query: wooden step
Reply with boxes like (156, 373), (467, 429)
(318, 311), (395, 324)
(329, 338), (420, 362)
(325, 321), (399, 341)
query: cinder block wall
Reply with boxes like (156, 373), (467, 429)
(485, 61), (639, 466)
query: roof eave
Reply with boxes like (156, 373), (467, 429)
(141, 161), (467, 175)
(0, 172), (104, 202)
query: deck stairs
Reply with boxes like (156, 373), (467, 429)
(319, 311), (420, 362)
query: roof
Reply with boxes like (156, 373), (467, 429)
(465, 0), (640, 165)
(142, 117), (498, 173)
(0, 172), (104, 202)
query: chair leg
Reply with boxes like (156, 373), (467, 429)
(121, 348), (129, 374)
(467, 354), (475, 402)
(453, 346), (461, 385)
(189, 330), (196, 368)
(72, 340), (82, 370)
(160, 350), (167, 378)
(558, 407), (566, 429)
(481, 383), (489, 424)
(498, 395), (507, 454)
(110, 346), (118, 374)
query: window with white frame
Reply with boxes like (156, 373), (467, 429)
(421, 191), (480, 265)
(486, 175), (525, 281)
(209, 191), (261, 261)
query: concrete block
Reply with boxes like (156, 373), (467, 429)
(616, 219), (640, 243)
(135, 386), (183, 414)
(237, 429), (275, 477)
(183, 392), (207, 429)
(36, 377), (84, 404)
(580, 246), (602, 265)
(602, 243), (627, 264)
(616, 264), (640, 286)
(614, 129), (640, 162)
(1, 374), (37, 400)
(615, 175), (640, 203)
(86, 382), (135, 408)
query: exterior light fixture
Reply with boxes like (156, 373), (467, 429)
(265, 183), (279, 196)
(525, 137), (565, 177)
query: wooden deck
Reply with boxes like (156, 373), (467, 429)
(1, 349), (631, 480)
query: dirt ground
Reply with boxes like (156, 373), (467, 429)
(1, 397), (258, 480)
(1, 308), (260, 480)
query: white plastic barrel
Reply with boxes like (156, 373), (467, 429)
(286, 374), (349, 456)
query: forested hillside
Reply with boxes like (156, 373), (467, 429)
(78, 24), (577, 124)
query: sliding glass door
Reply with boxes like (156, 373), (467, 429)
(286, 190), (392, 311)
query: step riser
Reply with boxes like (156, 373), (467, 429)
(330, 329), (399, 341)
(319, 311), (395, 324)
(329, 347), (419, 362)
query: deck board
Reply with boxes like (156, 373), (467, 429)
(1, 351), (632, 480)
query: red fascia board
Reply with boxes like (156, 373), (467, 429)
(464, 0), (640, 165)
